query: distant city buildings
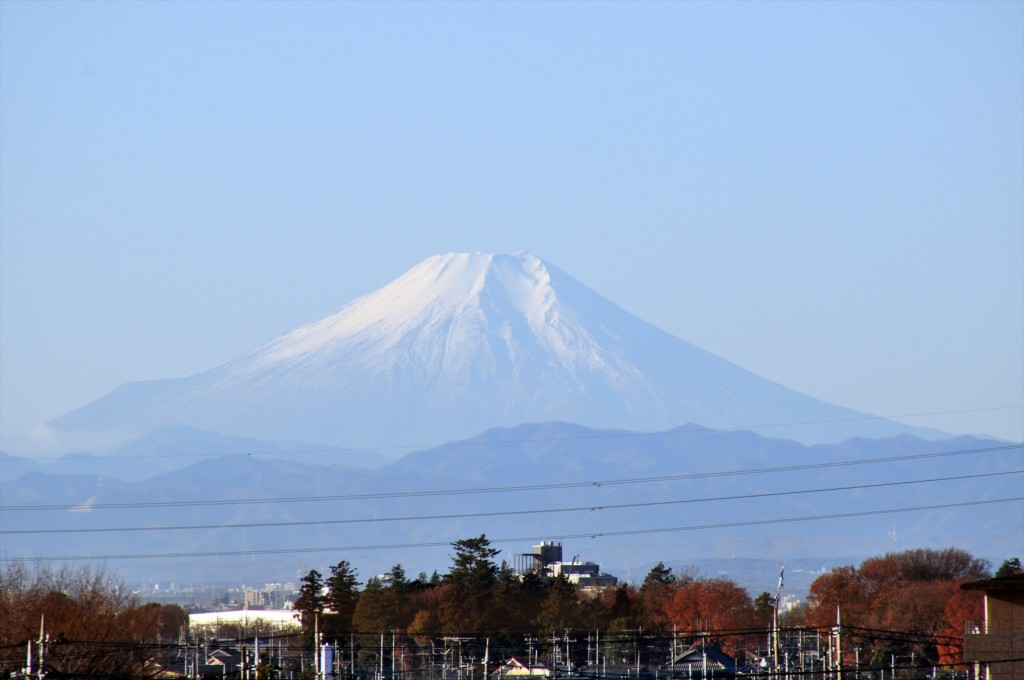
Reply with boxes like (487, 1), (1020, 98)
(242, 582), (290, 609)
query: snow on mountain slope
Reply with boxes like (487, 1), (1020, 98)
(50, 252), (942, 448)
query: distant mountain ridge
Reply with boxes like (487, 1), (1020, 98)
(47, 252), (944, 450)
(2, 422), (1017, 589)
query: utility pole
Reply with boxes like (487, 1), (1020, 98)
(315, 612), (322, 680)
(443, 637), (471, 680)
(636, 627), (642, 673)
(671, 624), (678, 671)
(774, 567), (784, 677)
(524, 636), (536, 668)
(563, 630), (576, 678)
(37, 614), (46, 680)
(836, 607), (843, 680)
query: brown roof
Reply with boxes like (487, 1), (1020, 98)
(960, 573), (1024, 591)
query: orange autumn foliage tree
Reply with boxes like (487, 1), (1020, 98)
(936, 585), (984, 667)
(806, 565), (870, 629)
(806, 548), (991, 667)
(663, 577), (756, 655)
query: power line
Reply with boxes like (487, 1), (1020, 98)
(0, 625), (1000, 653)
(4, 469), (1018, 535)
(3, 496), (1018, 562)
(4, 442), (1018, 512)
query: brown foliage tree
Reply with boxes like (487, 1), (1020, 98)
(806, 548), (992, 666)
(406, 582), (446, 640)
(0, 562), (166, 679)
(638, 562), (677, 632)
(878, 581), (954, 635)
(859, 548), (989, 589)
(585, 584), (637, 631)
(664, 577), (755, 654)
(535, 575), (582, 634)
(936, 585), (984, 666)
(806, 565), (870, 629)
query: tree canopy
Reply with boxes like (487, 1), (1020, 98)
(2, 542), (996, 678)
(0, 562), (172, 679)
(806, 547), (990, 668)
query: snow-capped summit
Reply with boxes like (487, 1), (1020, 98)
(50, 252), (940, 448)
(246, 252), (614, 379)
(237, 252), (661, 402)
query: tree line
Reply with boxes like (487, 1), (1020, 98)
(0, 561), (187, 678)
(292, 539), (1009, 669)
(2, 540), (1019, 679)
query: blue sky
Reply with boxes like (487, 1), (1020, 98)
(2, 0), (1022, 449)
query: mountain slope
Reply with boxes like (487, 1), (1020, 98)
(50, 252), (942, 448)
(2, 423), (1016, 587)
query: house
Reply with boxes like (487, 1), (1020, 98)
(206, 647), (243, 674)
(497, 657), (553, 678)
(961, 573), (1024, 680)
(664, 645), (736, 678)
(156, 655), (233, 679)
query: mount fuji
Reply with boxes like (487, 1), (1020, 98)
(49, 252), (941, 449)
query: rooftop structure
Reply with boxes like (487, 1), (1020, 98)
(962, 573), (1024, 680)
(188, 609), (300, 632)
(514, 541), (618, 591)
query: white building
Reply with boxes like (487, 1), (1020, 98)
(188, 609), (300, 632)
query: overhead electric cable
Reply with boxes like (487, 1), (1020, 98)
(4, 469), (1017, 535)
(4, 623), (977, 652)
(3, 496), (1018, 562)
(3, 442), (1018, 512)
